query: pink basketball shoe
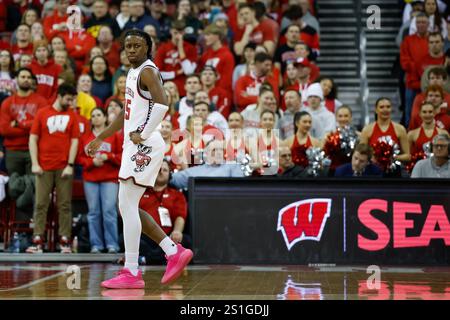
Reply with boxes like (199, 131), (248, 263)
(161, 244), (193, 285)
(101, 268), (145, 289)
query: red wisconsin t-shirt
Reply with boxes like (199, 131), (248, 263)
(31, 106), (80, 171)
(139, 188), (188, 235)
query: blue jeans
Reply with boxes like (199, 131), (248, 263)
(405, 88), (418, 128)
(84, 181), (119, 251)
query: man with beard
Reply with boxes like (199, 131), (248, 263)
(0, 68), (47, 175)
(26, 84), (80, 254)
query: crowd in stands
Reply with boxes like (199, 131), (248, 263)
(0, 0), (449, 257)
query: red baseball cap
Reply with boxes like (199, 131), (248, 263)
(293, 57), (311, 68)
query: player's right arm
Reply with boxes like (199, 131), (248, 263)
(87, 109), (125, 157)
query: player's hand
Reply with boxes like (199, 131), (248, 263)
(61, 166), (73, 178)
(32, 164), (43, 176)
(170, 230), (183, 243)
(87, 138), (103, 157)
(130, 131), (145, 145)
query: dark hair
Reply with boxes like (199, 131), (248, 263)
(1, 50), (16, 77)
(186, 73), (201, 83)
(425, 0), (443, 34)
(238, 3), (254, 12)
(57, 83), (77, 96)
(283, 89), (302, 99)
(253, 1), (266, 20)
(124, 28), (153, 59)
(107, 98), (124, 110)
(353, 143), (373, 159)
(259, 84), (274, 96)
(15, 67), (33, 78)
(315, 76), (338, 100)
(420, 101), (435, 111)
(293, 110), (311, 133)
(90, 106), (107, 118)
(17, 23), (31, 31)
(336, 104), (353, 116)
(286, 23), (301, 33)
(284, 5), (303, 21)
(193, 101), (210, 111)
(254, 52), (272, 63)
(89, 55), (112, 82)
(428, 67), (448, 80)
(375, 97), (392, 108)
(260, 109), (275, 119)
(428, 31), (444, 42)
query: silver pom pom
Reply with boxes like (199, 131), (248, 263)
(306, 147), (331, 177)
(338, 125), (359, 157)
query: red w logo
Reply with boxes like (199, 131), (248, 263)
(277, 199), (332, 250)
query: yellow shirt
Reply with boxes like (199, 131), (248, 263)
(76, 92), (96, 120)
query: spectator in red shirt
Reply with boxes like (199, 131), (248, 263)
(222, 0), (239, 35)
(77, 107), (122, 253)
(410, 67), (450, 130)
(0, 67), (47, 175)
(154, 19), (198, 97)
(27, 84), (80, 254)
(420, 84), (450, 130)
(234, 3), (276, 57)
(200, 65), (232, 119)
(197, 23), (235, 92)
(30, 40), (63, 102)
(138, 160), (190, 263)
(11, 24), (33, 62)
(96, 25), (121, 71)
(400, 12), (431, 128)
(42, 0), (70, 40)
(61, 29), (97, 76)
(274, 24), (301, 73)
(235, 52), (280, 112)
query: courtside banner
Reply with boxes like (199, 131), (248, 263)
(188, 178), (450, 265)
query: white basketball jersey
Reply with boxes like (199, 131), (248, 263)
(124, 59), (162, 142)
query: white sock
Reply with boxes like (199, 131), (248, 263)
(159, 236), (177, 256)
(125, 253), (139, 276)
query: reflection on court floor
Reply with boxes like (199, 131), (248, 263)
(0, 263), (450, 300)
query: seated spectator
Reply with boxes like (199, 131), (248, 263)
(277, 145), (306, 178)
(11, 24), (33, 62)
(26, 84), (80, 254)
(154, 19), (198, 97)
(409, 0), (447, 39)
(396, 0), (425, 47)
(412, 134), (450, 177)
(143, 24), (160, 53)
(213, 12), (234, 47)
(116, 0), (130, 30)
(232, 42), (256, 90)
(175, 0), (203, 44)
(17, 54), (32, 69)
(413, 84), (450, 130)
(85, 0), (121, 38)
(316, 76), (342, 113)
(105, 74), (126, 108)
(197, 23), (235, 92)
(89, 56), (112, 105)
(30, 21), (45, 42)
(274, 24), (301, 73)
(279, 5), (320, 59)
(171, 139), (245, 190)
(163, 82), (181, 131)
(112, 49), (131, 86)
(410, 67), (450, 129)
(400, 12), (430, 127)
(302, 83), (335, 140)
(334, 143), (383, 177)
(0, 67), (47, 176)
(285, 57), (313, 105)
(278, 89), (302, 140)
(408, 102), (449, 155)
(77, 107), (122, 253)
(160, 120), (178, 171)
(147, 0), (172, 42)
(176, 74), (202, 131)
(0, 50), (16, 100)
(234, 3), (276, 57)
(138, 160), (191, 263)
(283, 110), (320, 168)
(281, 1), (320, 35)
(294, 42), (320, 78)
(421, 64), (450, 92)
(42, 0), (69, 40)
(193, 91), (228, 139)
(30, 40), (62, 102)
(235, 52), (280, 112)
(81, 46), (105, 75)
(53, 50), (76, 86)
(241, 86), (278, 129)
(50, 35), (66, 53)
(105, 98), (123, 125)
(200, 65), (231, 118)
(77, 74), (101, 118)
(95, 25), (121, 71)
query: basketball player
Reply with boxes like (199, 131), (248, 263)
(87, 30), (193, 289)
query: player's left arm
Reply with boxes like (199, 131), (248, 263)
(130, 67), (169, 144)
